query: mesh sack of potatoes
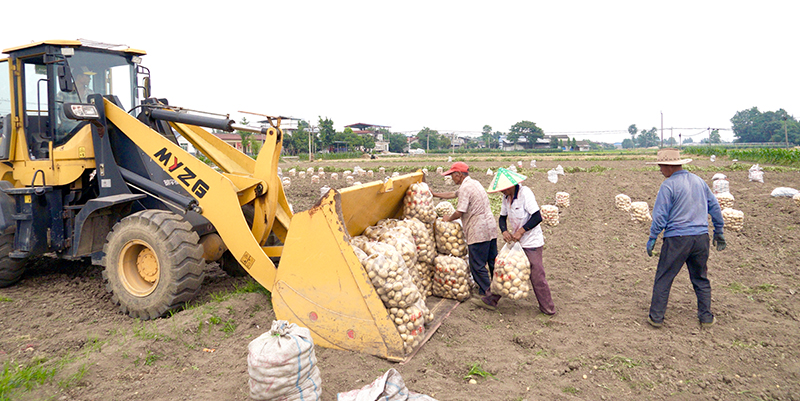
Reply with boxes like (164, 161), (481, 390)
(434, 201), (456, 218)
(541, 205), (559, 226)
(490, 242), (531, 300)
(363, 224), (389, 241)
(404, 217), (437, 265)
(387, 298), (433, 355)
(311, 175), (320, 184)
(281, 177), (291, 188)
(555, 192), (570, 208)
(722, 208), (744, 231)
(629, 201), (652, 223)
(298, 171), (306, 179)
(403, 182), (437, 223)
(346, 176), (355, 185)
(360, 246), (427, 355)
(712, 179), (730, 194)
(289, 168), (296, 177)
(331, 172), (339, 180)
(715, 192), (735, 209)
(350, 235), (371, 253)
(415, 261), (434, 297)
(615, 194), (632, 211)
(379, 229), (418, 269)
(794, 193), (800, 206)
(351, 244), (370, 265)
(434, 218), (467, 257)
(306, 167), (314, 175)
(432, 254), (471, 301)
(443, 175), (454, 185)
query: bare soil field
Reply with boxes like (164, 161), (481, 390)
(1, 154), (799, 401)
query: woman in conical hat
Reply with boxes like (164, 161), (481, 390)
(473, 168), (556, 315)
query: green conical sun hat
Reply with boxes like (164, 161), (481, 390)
(487, 168), (527, 193)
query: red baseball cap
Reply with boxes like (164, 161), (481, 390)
(441, 162), (469, 176)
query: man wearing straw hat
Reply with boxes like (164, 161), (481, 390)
(475, 168), (556, 314)
(645, 148), (726, 328)
(433, 162), (498, 297)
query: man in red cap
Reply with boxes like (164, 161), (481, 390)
(432, 162), (498, 297)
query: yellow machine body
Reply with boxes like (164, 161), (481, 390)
(0, 40), (453, 361)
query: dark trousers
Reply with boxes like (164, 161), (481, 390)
(649, 234), (713, 324)
(485, 246), (555, 314)
(468, 239), (497, 295)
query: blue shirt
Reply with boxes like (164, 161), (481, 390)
(650, 170), (724, 238)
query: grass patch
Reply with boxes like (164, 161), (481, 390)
(0, 359), (58, 399)
(726, 282), (777, 295)
(464, 362), (495, 380)
(562, 386), (581, 394)
(0, 297), (12, 303)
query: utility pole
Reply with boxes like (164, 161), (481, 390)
(679, 133), (682, 148)
(660, 111), (663, 148)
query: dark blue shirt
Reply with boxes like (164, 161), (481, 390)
(650, 170), (724, 238)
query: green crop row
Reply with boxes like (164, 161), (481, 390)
(683, 146), (800, 166)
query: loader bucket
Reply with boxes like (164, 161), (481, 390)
(273, 171), (459, 362)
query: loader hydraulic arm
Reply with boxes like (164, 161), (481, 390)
(102, 98), (284, 291)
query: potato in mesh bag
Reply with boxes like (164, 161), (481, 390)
(434, 218), (467, 257)
(630, 201), (652, 223)
(432, 255), (471, 301)
(722, 208), (744, 232)
(379, 229), (418, 270)
(615, 194), (631, 211)
(715, 192), (734, 209)
(404, 217), (437, 265)
(541, 205), (559, 226)
(434, 201), (456, 217)
(387, 299), (429, 355)
(403, 182), (437, 223)
(490, 242), (531, 300)
(361, 242), (421, 310)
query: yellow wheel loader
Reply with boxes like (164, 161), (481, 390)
(0, 40), (456, 361)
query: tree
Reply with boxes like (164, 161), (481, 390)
(317, 117), (335, 148)
(387, 132), (408, 153)
(509, 120), (544, 148)
(637, 127), (659, 148)
(549, 136), (559, 149)
(628, 124), (638, 141)
(481, 125), (494, 149)
(237, 117), (253, 155)
(709, 129), (721, 144)
(664, 137), (677, 146)
(683, 137), (693, 144)
(621, 138), (635, 149)
(416, 127), (440, 150)
(570, 138), (577, 150)
(731, 107), (800, 144)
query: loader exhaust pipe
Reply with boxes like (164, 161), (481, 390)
(148, 108), (236, 132)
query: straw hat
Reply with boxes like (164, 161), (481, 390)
(645, 148), (692, 165)
(487, 168), (527, 193)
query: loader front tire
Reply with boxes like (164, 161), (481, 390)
(102, 210), (205, 320)
(0, 228), (25, 288)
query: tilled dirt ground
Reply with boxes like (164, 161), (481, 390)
(1, 154), (799, 401)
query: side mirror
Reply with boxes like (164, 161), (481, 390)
(143, 76), (151, 99)
(57, 65), (75, 92)
(63, 103), (100, 121)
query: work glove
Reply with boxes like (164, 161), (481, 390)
(713, 232), (726, 251)
(646, 237), (657, 257)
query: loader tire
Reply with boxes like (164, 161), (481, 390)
(102, 210), (205, 320)
(0, 228), (25, 288)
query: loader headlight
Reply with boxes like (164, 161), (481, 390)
(63, 103), (100, 120)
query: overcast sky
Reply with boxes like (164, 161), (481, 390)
(5, 1), (798, 143)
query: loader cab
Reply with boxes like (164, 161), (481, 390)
(1, 41), (145, 161)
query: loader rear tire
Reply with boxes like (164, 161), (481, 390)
(0, 228), (25, 288)
(102, 210), (205, 320)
